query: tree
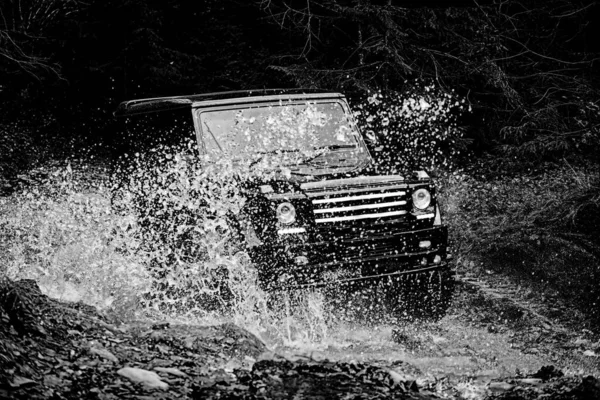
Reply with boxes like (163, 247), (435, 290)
(258, 0), (600, 164)
(0, 0), (81, 81)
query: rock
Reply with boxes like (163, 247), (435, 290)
(517, 378), (543, 385)
(388, 370), (418, 391)
(488, 381), (514, 392)
(43, 374), (64, 387)
(9, 376), (37, 388)
(0, 279), (46, 337)
(154, 367), (188, 378)
(89, 347), (119, 363)
(388, 370), (407, 386)
(117, 367), (169, 390)
(156, 344), (170, 353)
(182, 336), (195, 349)
(530, 365), (564, 381)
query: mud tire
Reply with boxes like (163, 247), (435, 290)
(385, 269), (454, 322)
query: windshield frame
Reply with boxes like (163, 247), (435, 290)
(192, 97), (373, 170)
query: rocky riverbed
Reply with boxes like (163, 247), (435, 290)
(1, 277), (599, 399)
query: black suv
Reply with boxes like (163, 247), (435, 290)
(116, 89), (454, 319)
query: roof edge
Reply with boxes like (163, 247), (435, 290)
(114, 88), (340, 117)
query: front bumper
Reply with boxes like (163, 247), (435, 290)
(250, 226), (452, 290)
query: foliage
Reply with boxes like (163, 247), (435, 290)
(0, 0), (81, 80)
(259, 0), (600, 165)
(438, 163), (600, 328)
(1, 0), (599, 181)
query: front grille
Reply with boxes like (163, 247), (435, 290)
(300, 176), (411, 240)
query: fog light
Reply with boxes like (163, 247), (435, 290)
(418, 240), (431, 249)
(276, 202), (296, 225)
(420, 257), (428, 266)
(434, 255), (442, 264)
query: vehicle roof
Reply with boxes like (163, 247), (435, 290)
(114, 89), (344, 117)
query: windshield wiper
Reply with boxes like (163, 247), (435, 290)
(315, 144), (358, 151)
(300, 144), (358, 165)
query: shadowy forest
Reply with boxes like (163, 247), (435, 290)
(1, 0), (600, 325)
(1, 0), (599, 169)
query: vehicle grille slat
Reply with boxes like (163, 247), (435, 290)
(313, 200), (407, 214)
(315, 210), (407, 224)
(305, 184), (408, 198)
(312, 191), (406, 204)
(308, 178), (411, 239)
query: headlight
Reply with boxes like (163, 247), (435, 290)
(412, 188), (431, 210)
(276, 202), (296, 224)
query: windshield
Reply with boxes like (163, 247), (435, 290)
(197, 101), (370, 173)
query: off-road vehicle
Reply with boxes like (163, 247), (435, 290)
(116, 89), (454, 319)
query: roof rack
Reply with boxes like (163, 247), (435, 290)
(114, 88), (337, 117)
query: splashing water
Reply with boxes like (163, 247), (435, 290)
(106, 102), (357, 345)
(1, 84), (467, 349)
(352, 81), (470, 173)
(0, 163), (150, 319)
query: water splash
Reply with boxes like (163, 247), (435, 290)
(1, 86), (465, 346)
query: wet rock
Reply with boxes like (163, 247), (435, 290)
(530, 365), (564, 381)
(389, 370), (419, 391)
(517, 378), (543, 385)
(43, 374), (64, 387)
(488, 381), (515, 392)
(89, 347), (119, 363)
(195, 358), (437, 399)
(9, 376), (37, 388)
(0, 279), (48, 337)
(154, 366), (188, 378)
(117, 367), (169, 390)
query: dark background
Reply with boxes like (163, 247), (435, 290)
(1, 0), (599, 175)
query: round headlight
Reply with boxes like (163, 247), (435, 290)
(276, 202), (296, 225)
(412, 188), (431, 210)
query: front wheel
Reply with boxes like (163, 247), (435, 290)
(384, 269), (455, 322)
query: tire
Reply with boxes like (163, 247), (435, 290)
(385, 269), (454, 322)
